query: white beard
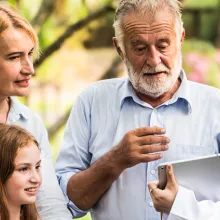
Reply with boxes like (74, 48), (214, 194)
(125, 50), (182, 98)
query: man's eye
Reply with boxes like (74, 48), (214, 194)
(135, 47), (146, 54)
(158, 45), (168, 50)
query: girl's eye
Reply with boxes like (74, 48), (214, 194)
(19, 167), (28, 172)
(36, 165), (41, 170)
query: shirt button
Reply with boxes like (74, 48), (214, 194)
(151, 170), (156, 175)
(149, 201), (154, 207)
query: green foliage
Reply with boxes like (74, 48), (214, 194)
(19, 0), (42, 20)
(184, 0), (219, 8)
(200, 13), (219, 42)
(79, 213), (91, 220)
(182, 39), (216, 55)
(8, 0), (16, 5)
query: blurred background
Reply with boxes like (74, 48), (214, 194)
(4, 0), (220, 219)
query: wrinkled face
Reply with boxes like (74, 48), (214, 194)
(5, 143), (42, 207)
(120, 10), (183, 97)
(0, 28), (35, 99)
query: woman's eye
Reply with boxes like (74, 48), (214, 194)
(8, 56), (20, 61)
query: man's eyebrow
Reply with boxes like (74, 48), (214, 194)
(131, 39), (146, 46)
(158, 37), (170, 43)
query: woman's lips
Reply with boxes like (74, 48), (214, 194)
(15, 79), (30, 87)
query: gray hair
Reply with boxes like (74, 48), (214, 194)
(113, 0), (184, 51)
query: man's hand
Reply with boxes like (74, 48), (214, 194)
(148, 164), (178, 213)
(111, 126), (170, 170)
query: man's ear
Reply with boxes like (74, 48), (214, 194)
(180, 29), (185, 44)
(113, 37), (124, 60)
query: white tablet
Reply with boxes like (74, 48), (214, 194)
(158, 154), (220, 201)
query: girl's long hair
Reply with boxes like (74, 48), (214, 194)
(0, 123), (40, 220)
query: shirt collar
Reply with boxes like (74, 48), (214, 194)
(172, 69), (193, 113)
(9, 97), (29, 121)
(119, 69), (192, 113)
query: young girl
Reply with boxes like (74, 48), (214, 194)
(0, 123), (42, 220)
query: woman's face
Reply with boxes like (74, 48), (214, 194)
(0, 28), (35, 99)
(5, 143), (42, 207)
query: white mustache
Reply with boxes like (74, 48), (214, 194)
(141, 64), (170, 75)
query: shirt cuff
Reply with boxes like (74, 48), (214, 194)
(169, 185), (196, 219)
(59, 172), (89, 218)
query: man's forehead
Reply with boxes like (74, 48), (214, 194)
(122, 10), (175, 29)
(121, 10), (176, 39)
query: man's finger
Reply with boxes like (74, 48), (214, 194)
(148, 181), (158, 192)
(140, 144), (168, 154)
(134, 126), (166, 137)
(139, 153), (163, 162)
(138, 135), (170, 145)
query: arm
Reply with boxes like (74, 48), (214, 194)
(148, 165), (220, 220)
(55, 96), (169, 216)
(67, 126), (169, 211)
(36, 122), (72, 220)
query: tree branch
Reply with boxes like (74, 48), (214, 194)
(48, 55), (122, 139)
(31, 0), (55, 29)
(34, 5), (115, 69)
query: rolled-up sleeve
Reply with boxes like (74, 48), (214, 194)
(55, 94), (92, 218)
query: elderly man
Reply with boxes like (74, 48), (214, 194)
(56, 0), (220, 219)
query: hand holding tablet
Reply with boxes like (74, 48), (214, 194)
(158, 154), (220, 201)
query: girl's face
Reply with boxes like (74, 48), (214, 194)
(0, 27), (35, 100)
(5, 143), (42, 207)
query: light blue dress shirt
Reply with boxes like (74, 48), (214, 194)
(7, 97), (72, 220)
(55, 71), (220, 220)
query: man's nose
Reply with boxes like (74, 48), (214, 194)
(21, 58), (34, 76)
(146, 47), (161, 68)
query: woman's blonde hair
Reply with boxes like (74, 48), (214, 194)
(0, 2), (39, 58)
(0, 123), (40, 220)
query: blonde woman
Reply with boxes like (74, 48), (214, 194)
(0, 3), (72, 220)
